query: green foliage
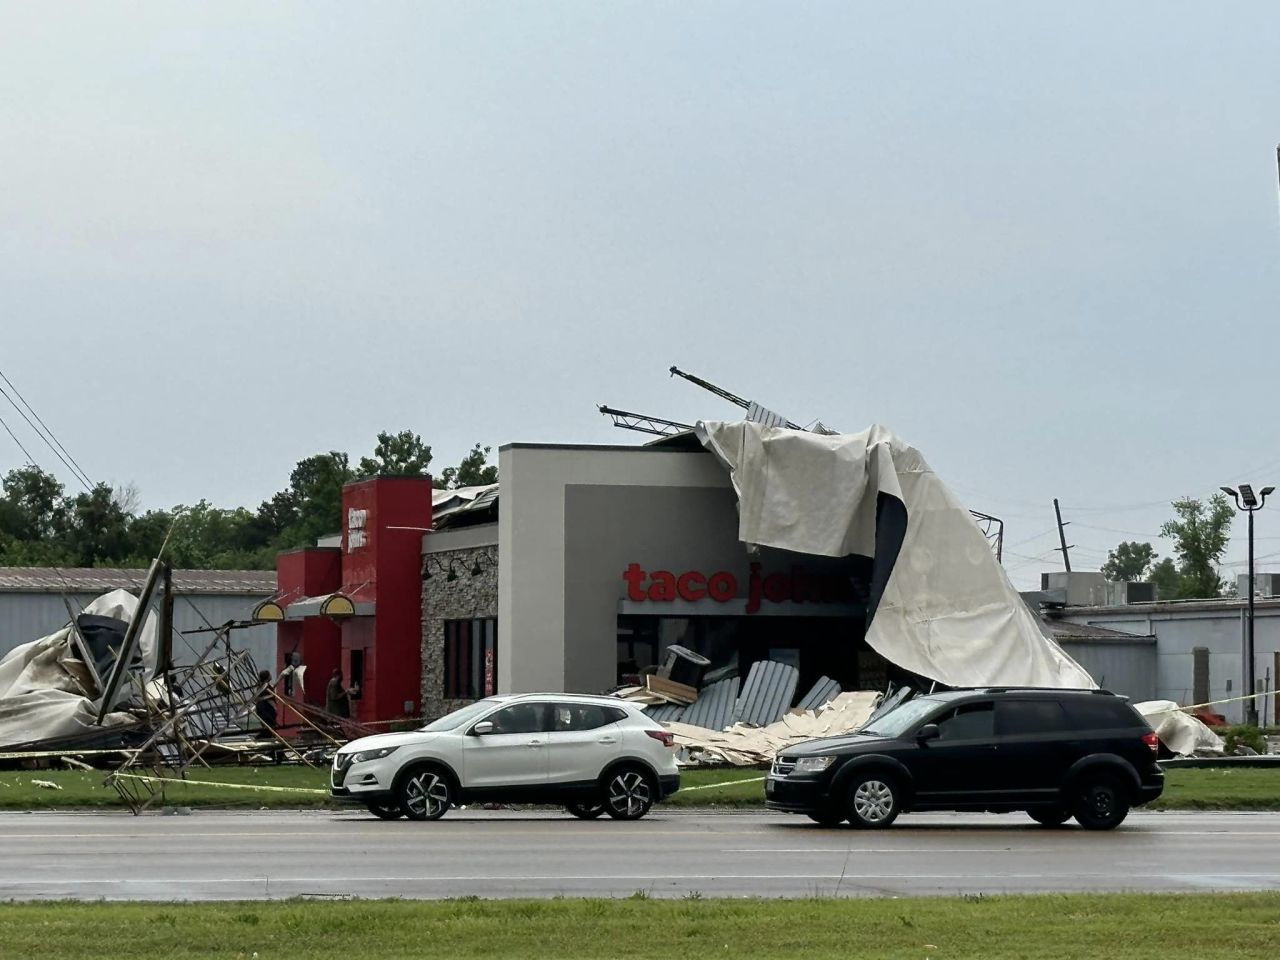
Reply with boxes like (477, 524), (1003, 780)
(0, 431), (492, 570)
(1220, 725), (1266, 755)
(435, 443), (498, 490)
(357, 429), (433, 479)
(1159, 495), (1235, 598)
(1101, 541), (1158, 582)
(1148, 557), (1181, 599)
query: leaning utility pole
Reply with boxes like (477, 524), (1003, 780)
(1054, 498), (1073, 573)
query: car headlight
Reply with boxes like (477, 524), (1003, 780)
(793, 756), (836, 775)
(350, 746), (399, 764)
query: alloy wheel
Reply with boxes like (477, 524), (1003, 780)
(605, 771), (652, 820)
(402, 770), (452, 821)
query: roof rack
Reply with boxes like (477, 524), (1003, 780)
(963, 686), (1116, 696)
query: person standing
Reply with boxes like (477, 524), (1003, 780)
(326, 668), (350, 718)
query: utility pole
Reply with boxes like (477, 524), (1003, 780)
(1054, 498), (1073, 573)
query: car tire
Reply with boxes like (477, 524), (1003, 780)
(1072, 776), (1130, 831)
(603, 766), (655, 821)
(366, 801), (404, 820)
(396, 764), (454, 821)
(806, 809), (847, 827)
(844, 772), (901, 829)
(1026, 808), (1071, 827)
(566, 803), (607, 820)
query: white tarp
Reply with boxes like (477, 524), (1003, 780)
(695, 421), (1095, 690)
(1136, 700), (1225, 756)
(0, 590), (147, 747)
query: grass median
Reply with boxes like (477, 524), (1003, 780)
(1, 894), (1279, 959)
(0, 765), (1277, 811)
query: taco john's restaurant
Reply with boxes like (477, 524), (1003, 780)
(269, 437), (897, 724)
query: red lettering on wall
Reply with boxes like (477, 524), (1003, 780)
(623, 563), (648, 602)
(706, 571), (738, 602)
(623, 564), (851, 613)
(647, 570), (677, 601)
(676, 571), (707, 601)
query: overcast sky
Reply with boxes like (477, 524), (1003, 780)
(1, 2), (1278, 587)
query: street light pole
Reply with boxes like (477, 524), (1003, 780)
(1222, 484), (1275, 727)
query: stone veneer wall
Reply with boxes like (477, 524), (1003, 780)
(420, 545), (498, 719)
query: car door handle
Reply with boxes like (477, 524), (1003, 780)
(597, 736), (617, 744)
(527, 740), (543, 748)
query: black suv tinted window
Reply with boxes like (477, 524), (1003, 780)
(995, 699), (1067, 736)
(935, 701), (995, 740)
(1062, 697), (1145, 730)
(551, 703), (623, 731)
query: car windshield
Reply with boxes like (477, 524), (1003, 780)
(859, 697), (944, 738)
(420, 699), (498, 732)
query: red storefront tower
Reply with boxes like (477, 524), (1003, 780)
(275, 475), (432, 724)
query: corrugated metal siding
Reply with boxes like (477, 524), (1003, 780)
(796, 676), (842, 712)
(681, 677), (740, 731)
(1059, 641), (1157, 702)
(734, 661), (799, 726)
(0, 592), (276, 673)
(646, 703), (686, 723)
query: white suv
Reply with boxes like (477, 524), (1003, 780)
(330, 693), (681, 821)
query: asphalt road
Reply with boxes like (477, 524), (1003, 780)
(2, 809), (1278, 901)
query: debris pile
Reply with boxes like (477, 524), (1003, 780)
(613, 647), (884, 766)
(1135, 701), (1225, 757)
(0, 559), (362, 814)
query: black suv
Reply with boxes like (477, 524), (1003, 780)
(766, 688), (1163, 830)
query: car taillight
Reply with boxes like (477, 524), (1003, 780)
(646, 730), (675, 747)
(1142, 731), (1159, 754)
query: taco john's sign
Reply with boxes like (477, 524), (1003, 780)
(623, 562), (856, 615)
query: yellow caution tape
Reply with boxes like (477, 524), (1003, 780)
(677, 775), (766, 791)
(108, 773), (329, 795)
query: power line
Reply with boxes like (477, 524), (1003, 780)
(0, 411), (37, 465)
(0, 378), (92, 491)
(0, 366), (93, 490)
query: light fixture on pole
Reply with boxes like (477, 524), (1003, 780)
(1221, 484), (1275, 726)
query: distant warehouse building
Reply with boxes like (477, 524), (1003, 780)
(0, 567), (278, 670)
(1032, 571), (1280, 724)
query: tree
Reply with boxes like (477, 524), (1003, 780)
(435, 444), (498, 489)
(1160, 495), (1235, 599)
(1101, 541), (1158, 582)
(58, 483), (133, 567)
(274, 451), (354, 548)
(358, 430), (432, 479)
(0, 465), (67, 541)
(1149, 557), (1181, 599)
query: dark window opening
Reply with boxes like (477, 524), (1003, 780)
(996, 699), (1068, 736)
(445, 618), (498, 700)
(486, 702), (548, 734)
(349, 649), (364, 700)
(551, 703), (625, 732)
(936, 701), (995, 740)
(1062, 697), (1144, 730)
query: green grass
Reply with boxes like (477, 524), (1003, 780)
(0, 894), (1277, 959)
(1148, 766), (1280, 810)
(2, 765), (1280, 812)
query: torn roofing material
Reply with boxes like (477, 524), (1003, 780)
(679, 677), (739, 732)
(734, 660), (799, 727)
(694, 420), (1095, 691)
(795, 676), (842, 712)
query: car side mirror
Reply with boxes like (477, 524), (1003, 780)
(472, 720), (495, 736)
(916, 723), (940, 743)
